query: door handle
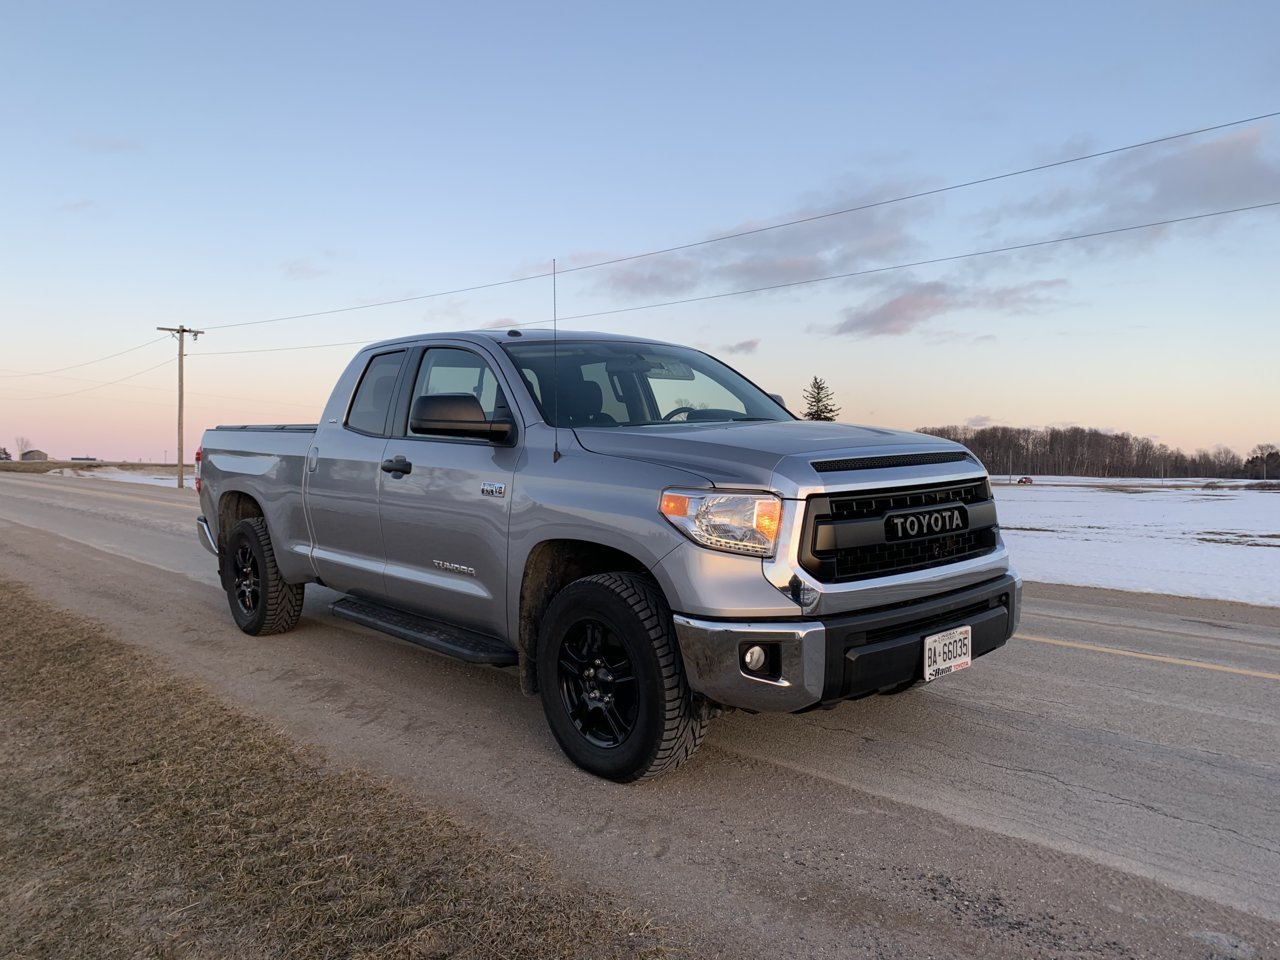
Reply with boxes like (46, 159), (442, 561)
(381, 456), (413, 477)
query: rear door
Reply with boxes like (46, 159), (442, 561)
(378, 344), (519, 637)
(303, 348), (407, 597)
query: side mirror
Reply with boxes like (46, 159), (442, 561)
(409, 394), (514, 444)
(769, 393), (788, 409)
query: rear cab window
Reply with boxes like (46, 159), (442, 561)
(345, 351), (406, 435)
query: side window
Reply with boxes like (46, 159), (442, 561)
(346, 351), (405, 435)
(410, 348), (506, 420)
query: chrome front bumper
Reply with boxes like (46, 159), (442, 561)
(673, 616), (827, 712)
(197, 515), (218, 556)
(673, 573), (1021, 713)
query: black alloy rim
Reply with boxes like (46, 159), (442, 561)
(233, 542), (261, 614)
(556, 618), (638, 748)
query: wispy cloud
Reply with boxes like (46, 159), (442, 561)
(966, 414), (995, 429)
(1095, 128), (1280, 221)
(720, 338), (760, 355)
(589, 178), (941, 299)
(831, 277), (1065, 338)
(551, 127), (1275, 340)
(979, 128), (1280, 258)
(57, 199), (95, 213)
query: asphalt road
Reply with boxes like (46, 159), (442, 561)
(1, 471), (1277, 960)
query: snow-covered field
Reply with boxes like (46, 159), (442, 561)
(42, 467), (1280, 607)
(995, 480), (1280, 607)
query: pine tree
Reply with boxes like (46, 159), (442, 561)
(801, 376), (840, 421)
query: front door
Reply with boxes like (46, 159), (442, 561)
(379, 345), (519, 638)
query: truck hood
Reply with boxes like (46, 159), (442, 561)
(573, 420), (979, 495)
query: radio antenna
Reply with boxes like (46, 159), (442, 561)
(552, 257), (561, 463)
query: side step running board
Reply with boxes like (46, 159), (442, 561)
(330, 597), (517, 666)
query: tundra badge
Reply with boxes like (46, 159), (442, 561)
(481, 482), (506, 498)
(433, 560), (477, 577)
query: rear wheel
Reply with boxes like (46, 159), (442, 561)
(537, 572), (709, 782)
(223, 517), (304, 635)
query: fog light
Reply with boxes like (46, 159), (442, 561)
(743, 645), (766, 671)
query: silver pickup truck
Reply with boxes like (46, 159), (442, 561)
(196, 330), (1020, 781)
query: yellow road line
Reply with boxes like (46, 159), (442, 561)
(1017, 633), (1280, 682)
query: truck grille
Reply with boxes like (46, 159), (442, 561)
(800, 478), (998, 583)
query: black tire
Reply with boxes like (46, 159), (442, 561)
(223, 517), (304, 636)
(537, 572), (709, 782)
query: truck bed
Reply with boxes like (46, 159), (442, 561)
(199, 425), (320, 582)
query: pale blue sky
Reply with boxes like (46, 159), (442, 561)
(2, 1), (1278, 461)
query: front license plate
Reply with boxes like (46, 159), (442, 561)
(923, 625), (972, 682)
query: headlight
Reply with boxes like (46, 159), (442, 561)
(659, 489), (783, 558)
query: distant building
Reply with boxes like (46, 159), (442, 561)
(20, 449), (49, 461)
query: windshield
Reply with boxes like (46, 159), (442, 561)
(502, 340), (793, 428)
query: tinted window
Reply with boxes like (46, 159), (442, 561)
(409, 347), (506, 420)
(346, 351), (405, 435)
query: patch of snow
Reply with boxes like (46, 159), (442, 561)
(49, 467), (196, 489)
(995, 482), (1280, 607)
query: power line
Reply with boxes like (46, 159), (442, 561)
(0, 366), (310, 408)
(190, 327), (545, 357)
(164, 199), (1280, 356)
(552, 110), (1280, 276)
(195, 109), (1279, 333)
(2, 358), (175, 400)
(556, 201), (1280, 321)
(192, 338), (375, 356)
(202, 281), (550, 331)
(0, 335), (169, 378)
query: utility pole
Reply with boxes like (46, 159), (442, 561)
(157, 326), (204, 489)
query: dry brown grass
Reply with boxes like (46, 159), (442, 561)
(0, 578), (691, 960)
(0, 460), (66, 473)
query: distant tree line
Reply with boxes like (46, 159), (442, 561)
(917, 424), (1279, 480)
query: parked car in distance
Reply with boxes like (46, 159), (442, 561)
(1017, 476), (1034, 484)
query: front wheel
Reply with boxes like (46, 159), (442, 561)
(537, 572), (709, 782)
(222, 517), (304, 636)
